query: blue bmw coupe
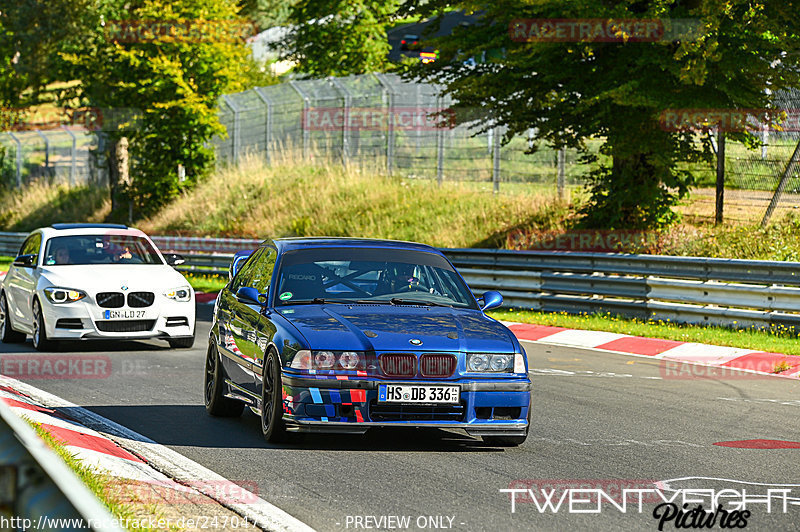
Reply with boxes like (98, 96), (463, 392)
(205, 238), (531, 446)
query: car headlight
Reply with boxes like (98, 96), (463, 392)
(289, 350), (366, 371)
(467, 353), (518, 373)
(164, 286), (192, 302)
(43, 287), (86, 304)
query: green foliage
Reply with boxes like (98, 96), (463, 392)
(239, 0), (298, 30)
(59, 0), (261, 216)
(283, 0), (399, 76)
(404, 0), (800, 228)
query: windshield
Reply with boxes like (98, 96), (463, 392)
(43, 234), (163, 265)
(275, 247), (477, 309)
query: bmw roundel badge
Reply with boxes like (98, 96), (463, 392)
(409, 338), (423, 346)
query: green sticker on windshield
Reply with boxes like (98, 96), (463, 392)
(279, 291), (293, 301)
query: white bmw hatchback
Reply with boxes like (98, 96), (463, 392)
(0, 223), (195, 351)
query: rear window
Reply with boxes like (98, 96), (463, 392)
(43, 234), (163, 265)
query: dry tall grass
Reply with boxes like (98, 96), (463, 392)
(0, 182), (110, 230)
(140, 154), (568, 248)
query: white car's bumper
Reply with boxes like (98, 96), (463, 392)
(39, 294), (195, 341)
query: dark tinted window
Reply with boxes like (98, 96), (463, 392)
(229, 248), (265, 293)
(42, 235), (162, 265)
(276, 247), (476, 308)
(20, 233), (41, 258)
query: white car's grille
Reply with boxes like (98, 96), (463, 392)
(97, 292), (124, 308)
(128, 291), (155, 308)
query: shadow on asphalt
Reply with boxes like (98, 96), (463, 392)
(62, 404), (505, 453)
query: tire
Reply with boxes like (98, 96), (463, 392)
(31, 299), (58, 352)
(260, 349), (288, 443)
(0, 294), (25, 343)
(204, 342), (244, 417)
(168, 335), (195, 349)
(482, 407), (530, 447)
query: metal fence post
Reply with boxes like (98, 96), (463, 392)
(35, 130), (51, 178)
(289, 81), (311, 160)
(254, 87), (273, 165)
(62, 126), (77, 186)
(492, 126), (501, 193)
(330, 77), (351, 167)
(436, 95), (444, 185)
(761, 138), (800, 227)
(8, 132), (22, 187)
(222, 95), (240, 165)
(557, 148), (566, 200)
(374, 74), (395, 176)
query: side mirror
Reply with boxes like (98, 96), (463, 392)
(480, 290), (503, 311)
(164, 253), (185, 266)
(13, 254), (36, 268)
(236, 286), (266, 306)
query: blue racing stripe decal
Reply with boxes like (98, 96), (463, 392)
(310, 388), (323, 404)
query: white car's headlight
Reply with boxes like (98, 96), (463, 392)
(467, 353), (518, 373)
(43, 287), (86, 304)
(164, 286), (192, 302)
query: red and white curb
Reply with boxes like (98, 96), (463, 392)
(505, 322), (800, 379)
(0, 375), (315, 532)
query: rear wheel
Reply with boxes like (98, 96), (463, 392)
(32, 300), (57, 352)
(260, 350), (288, 443)
(0, 294), (25, 343)
(204, 342), (244, 417)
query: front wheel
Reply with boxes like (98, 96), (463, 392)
(260, 350), (288, 443)
(32, 300), (57, 352)
(0, 294), (25, 343)
(204, 342), (243, 417)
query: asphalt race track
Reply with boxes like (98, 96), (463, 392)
(3, 303), (799, 531)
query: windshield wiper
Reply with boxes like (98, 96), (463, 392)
(389, 298), (452, 308)
(288, 298), (372, 305)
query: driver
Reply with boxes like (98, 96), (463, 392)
(388, 263), (419, 292)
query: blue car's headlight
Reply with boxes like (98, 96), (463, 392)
(290, 350), (366, 371)
(43, 287), (86, 304)
(467, 353), (524, 373)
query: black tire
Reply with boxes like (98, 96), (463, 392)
(260, 349), (288, 443)
(0, 294), (25, 343)
(31, 300), (57, 352)
(204, 342), (244, 417)
(168, 335), (195, 349)
(482, 407), (530, 447)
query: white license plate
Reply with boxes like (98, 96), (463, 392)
(102, 310), (146, 319)
(378, 384), (460, 404)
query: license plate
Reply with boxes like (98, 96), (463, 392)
(103, 310), (146, 319)
(378, 384), (460, 404)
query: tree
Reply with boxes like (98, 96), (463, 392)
(403, 0), (800, 229)
(62, 0), (260, 217)
(282, 0), (399, 77)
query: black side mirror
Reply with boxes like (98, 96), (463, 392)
(164, 253), (185, 266)
(13, 254), (36, 268)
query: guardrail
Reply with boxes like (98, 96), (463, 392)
(0, 398), (126, 531)
(1, 232), (799, 328)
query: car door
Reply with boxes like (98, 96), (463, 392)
(5, 233), (42, 331)
(219, 247), (265, 397)
(243, 246), (278, 384)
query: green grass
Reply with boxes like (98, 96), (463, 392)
(28, 420), (161, 531)
(489, 308), (800, 358)
(184, 273), (226, 293)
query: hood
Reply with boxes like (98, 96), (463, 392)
(280, 304), (517, 353)
(38, 264), (190, 294)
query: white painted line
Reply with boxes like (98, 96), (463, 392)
(654, 342), (756, 363)
(535, 329), (628, 348)
(0, 375), (316, 532)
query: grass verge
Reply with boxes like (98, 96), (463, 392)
(489, 308), (800, 358)
(28, 420), (160, 531)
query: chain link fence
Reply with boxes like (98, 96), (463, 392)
(0, 128), (108, 188)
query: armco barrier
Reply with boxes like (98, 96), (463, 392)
(1, 232), (799, 327)
(0, 398), (125, 531)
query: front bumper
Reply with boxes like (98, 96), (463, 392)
(40, 295), (195, 341)
(280, 375), (531, 436)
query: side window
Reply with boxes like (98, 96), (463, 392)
(20, 234), (42, 258)
(250, 248), (277, 294)
(229, 248), (264, 293)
